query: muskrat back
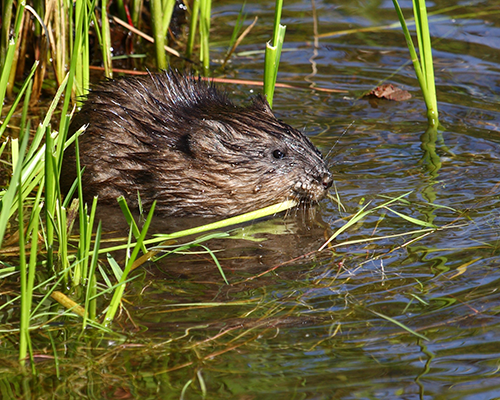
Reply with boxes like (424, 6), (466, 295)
(61, 71), (333, 217)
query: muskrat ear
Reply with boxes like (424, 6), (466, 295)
(252, 95), (275, 117)
(176, 121), (226, 156)
(176, 133), (194, 156)
(183, 120), (232, 157)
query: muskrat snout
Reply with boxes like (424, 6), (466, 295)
(61, 70), (333, 217)
(321, 172), (333, 190)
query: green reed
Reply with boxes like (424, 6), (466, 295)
(392, 0), (439, 127)
(263, 0), (286, 108)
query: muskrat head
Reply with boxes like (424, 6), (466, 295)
(62, 71), (333, 217)
(180, 96), (333, 216)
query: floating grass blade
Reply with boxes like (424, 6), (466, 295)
(319, 192), (414, 251)
(369, 309), (429, 341)
(100, 199), (297, 254)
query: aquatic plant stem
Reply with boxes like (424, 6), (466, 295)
(186, 0), (200, 59)
(414, 0), (437, 117)
(103, 201), (156, 327)
(150, 0), (167, 69)
(392, 0), (438, 126)
(199, 0), (211, 73)
(263, 0), (286, 108)
(101, 0), (113, 78)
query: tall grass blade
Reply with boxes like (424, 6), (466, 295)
(263, 0), (286, 107)
(103, 201), (157, 326)
(0, 132), (30, 248)
(391, 0), (438, 126)
(151, 0), (168, 69)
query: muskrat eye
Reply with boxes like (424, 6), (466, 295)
(272, 149), (285, 159)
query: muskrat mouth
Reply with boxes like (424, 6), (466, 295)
(292, 171), (333, 202)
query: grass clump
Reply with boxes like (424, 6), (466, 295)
(0, 0), (296, 369)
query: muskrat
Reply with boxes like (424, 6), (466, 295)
(61, 71), (333, 217)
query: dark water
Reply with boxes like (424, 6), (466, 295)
(4, 0), (500, 399)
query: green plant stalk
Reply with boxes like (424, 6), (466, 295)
(162, 0), (177, 38)
(45, 125), (56, 271)
(24, 201), (42, 368)
(414, 0), (437, 116)
(222, 3), (247, 67)
(0, 0), (25, 109)
(73, 138), (85, 285)
(73, 0), (91, 99)
(0, 0), (14, 70)
(392, 0), (438, 126)
(59, 0), (88, 137)
(18, 160), (28, 365)
(199, 244), (228, 284)
(186, 0), (200, 59)
(101, 0), (113, 78)
(131, 0), (143, 29)
(228, 3), (246, 51)
(114, 0), (127, 21)
(82, 3), (91, 96)
(100, 199), (297, 254)
(0, 37), (16, 116)
(272, 0), (284, 45)
(5, 1), (26, 99)
(32, 0), (43, 37)
(319, 191), (416, 250)
(55, 200), (69, 273)
(17, 142), (42, 367)
(199, 0), (211, 73)
(82, 197), (99, 283)
(117, 197), (148, 254)
(83, 221), (102, 327)
(369, 309), (429, 341)
(263, 0), (286, 108)
(52, 0), (65, 85)
(19, 77), (33, 141)
(0, 68), (65, 250)
(0, 125), (30, 248)
(103, 201), (157, 326)
(263, 24), (285, 108)
(151, 0), (168, 69)
(0, 61), (39, 141)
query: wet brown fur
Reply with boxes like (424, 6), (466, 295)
(61, 71), (333, 217)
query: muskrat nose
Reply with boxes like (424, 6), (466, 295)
(322, 172), (333, 190)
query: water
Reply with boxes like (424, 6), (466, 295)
(4, 0), (500, 399)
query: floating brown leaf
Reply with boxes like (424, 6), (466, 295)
(368, 84), (412, 101)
